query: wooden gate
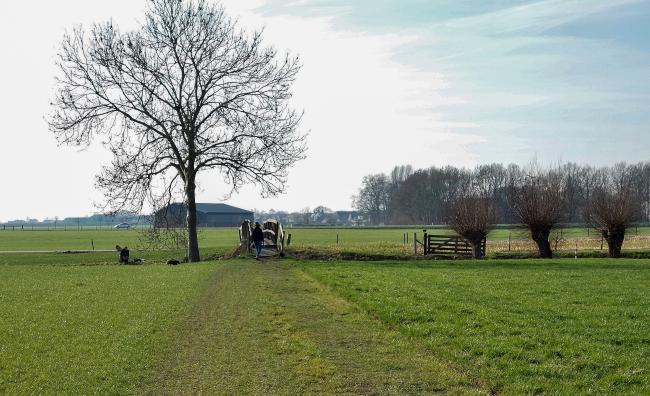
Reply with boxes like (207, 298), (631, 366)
(425, 233), (485, 258)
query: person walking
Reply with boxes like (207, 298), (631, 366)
(252, 222), (264, 260)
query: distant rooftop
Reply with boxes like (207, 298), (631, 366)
(195, 203), (253, 214)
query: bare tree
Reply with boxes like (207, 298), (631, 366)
(508, 166), (566, 258)
(446, 194), (497, 259)
(353, 174), (391, 225)
(48, 0), (306, 262)
(587, 164), (644, 258)
(311, 206), (335, 224)
(389, 165), (413, 191)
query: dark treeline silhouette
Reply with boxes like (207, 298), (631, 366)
(354, 162), (650, 226)
(354, 162), (649, 258)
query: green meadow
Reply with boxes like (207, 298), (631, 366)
(2, 225), (649, 252)
(1, 229), (649, 394)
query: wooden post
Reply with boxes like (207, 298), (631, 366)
(423, 230), (428, 255)
(287, 234), (292, 246)
(336, 234), (339, 245)
(413, 232), (417, 255)
(508, 232), (511, 252)
(91, 239), (95, 251)
(575, 242), (578, 260)
(406, 233), (409, 244)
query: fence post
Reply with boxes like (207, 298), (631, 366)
(413, 232), (417, 255)
(423, 230), (428, 255)
(91, 239), (95, 251)
(287, 234), (292, 246)
(508, 232), (511, 252)
(336, 234), (339, 245)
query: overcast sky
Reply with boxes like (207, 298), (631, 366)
(1, 0), (649, 221)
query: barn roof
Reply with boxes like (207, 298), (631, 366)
(195, 203), (253, 214)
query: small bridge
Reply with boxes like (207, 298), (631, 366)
(238, 219), (286, 258)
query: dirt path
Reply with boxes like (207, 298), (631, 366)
(144, 261), (482, 395)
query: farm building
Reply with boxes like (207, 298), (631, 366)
(155, 203), (254, 227)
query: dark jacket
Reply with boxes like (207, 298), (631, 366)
(120, 247), (130, 263)
(252, 227), (264, 242)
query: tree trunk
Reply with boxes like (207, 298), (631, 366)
(606, 227), (626, 258)
(531, 229), (553, 258)
(185, 176), (201, 263)
(471, 242), (483, 259)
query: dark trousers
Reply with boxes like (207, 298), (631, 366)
(254, 241), (262, 257)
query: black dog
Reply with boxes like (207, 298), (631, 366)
(167, 259), (180, 265)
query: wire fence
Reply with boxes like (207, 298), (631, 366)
(0, 224), (154, 231)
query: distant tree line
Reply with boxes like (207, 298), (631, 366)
(254, 207), (360, 226)
(1, 213), (143, 228)
(354, 162), (650, 258)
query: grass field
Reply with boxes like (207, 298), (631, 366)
(1, 230), (649, 394)
(300, 259), (650, 394)
(2, 226), (649, 254)
(0, 260), (219, 394)
(0, 229), (238, 252)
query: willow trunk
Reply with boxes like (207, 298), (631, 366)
(531, 229), (553, 258)
(606, 227), (626, 258)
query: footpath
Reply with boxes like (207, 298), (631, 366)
(143, 261), (482, 395)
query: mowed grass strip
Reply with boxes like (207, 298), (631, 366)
(146, 261), (483, 395)
(300, 259), (650, 395)
(0, 261), (221, 394)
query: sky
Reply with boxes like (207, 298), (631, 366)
(0, 0), (649, 221)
